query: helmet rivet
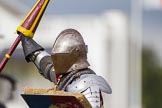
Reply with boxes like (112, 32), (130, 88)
(75, 64), (77, 68)
(76, 48), (79, 51)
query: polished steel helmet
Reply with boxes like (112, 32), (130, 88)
(51, 29), (90, 75)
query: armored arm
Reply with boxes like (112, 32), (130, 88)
(21, 36), (56, 84)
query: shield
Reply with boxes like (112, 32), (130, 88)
(21, 87), (92, 108)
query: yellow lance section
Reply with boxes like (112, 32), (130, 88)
(16, 0), (49, 38)
(5, 54), (11, 59)
(16, 26), (34, 38)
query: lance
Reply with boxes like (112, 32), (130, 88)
(0, 0), (50, 72)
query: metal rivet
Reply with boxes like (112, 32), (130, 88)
(75, 64), (77, 68)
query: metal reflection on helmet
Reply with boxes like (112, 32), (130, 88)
(51, 29), (89, 75)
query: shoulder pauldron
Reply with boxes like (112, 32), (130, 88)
(66, 74), (112, 94)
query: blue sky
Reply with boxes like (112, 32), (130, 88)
(18, 0), (130, 15)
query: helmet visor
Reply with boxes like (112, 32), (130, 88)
(51, 48), (79, 75)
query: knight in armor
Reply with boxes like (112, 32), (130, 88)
(21, 29), (112, 108)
